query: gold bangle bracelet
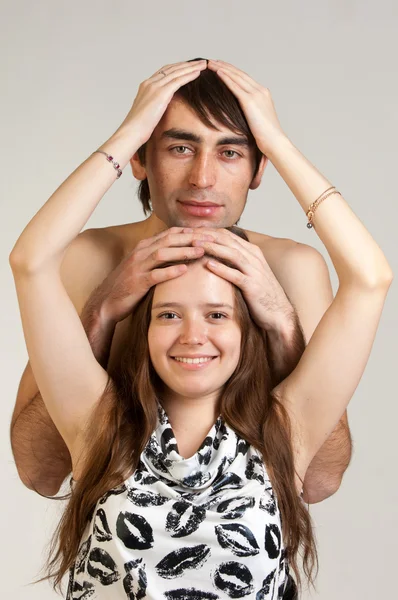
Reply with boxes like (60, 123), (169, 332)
(306, 187), (341, 229)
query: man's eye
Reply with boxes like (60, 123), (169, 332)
(172, 146), (190, 154)
(223, 150), (239, 158)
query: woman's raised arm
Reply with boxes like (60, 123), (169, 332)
(9, 61), (207, 459)
(206, 60), (393, 478)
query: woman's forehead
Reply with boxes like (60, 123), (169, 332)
(152, 261), (235, 307)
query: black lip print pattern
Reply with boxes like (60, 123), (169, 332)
(161, 427), (179, 456)
(197, 436), (213, 465)
(69, 579), (96, 598)
(98, 483), (127, 505)
(94, 508), (112, 543)
(216, 496), (255, 519)
(236, 437), (250, 456)
(181, 469), (212, 488)
(144, 435), (173, 472)
(133, 460), (159, 485)
(123, 557), (147, 600)
(116, 511), (154, 550)
(245, 455), (265, 485)
(127, 487), (170, 507)
(164, 589), (219, 600)
(87, 547), (120, 585)
(264, 523), (282, 559)
(213, 561), (254, 598)
(75, 535), (92, 575)
(213, 420), (229, 450)
(215, 523), (260, 557)
(210, 472), (244, 495)
(165, 499), (206, 537)
(70, 403), (287, 597)
(259, 489), (277, 516)
(155, 544), (211, 579)
(256, 569), (276, 600)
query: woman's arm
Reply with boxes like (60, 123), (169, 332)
(267, 136), (392, 476)
(206, 60), (393, 479)
(9, 60), (207, 461)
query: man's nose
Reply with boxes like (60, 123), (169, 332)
(179, 319), (208, 345)
(188, 153), (216, 189)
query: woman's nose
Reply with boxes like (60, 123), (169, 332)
(179, 320), (207, 345)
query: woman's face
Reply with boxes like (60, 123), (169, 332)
(148, 261), (242, 402)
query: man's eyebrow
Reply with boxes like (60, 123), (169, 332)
(152, 302), (234, 310)
(161, 128), (250, 147)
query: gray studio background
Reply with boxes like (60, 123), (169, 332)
(1, 1), (397, 598)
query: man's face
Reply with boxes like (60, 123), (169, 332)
(137, 98), (265, 228)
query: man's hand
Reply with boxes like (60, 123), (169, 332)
(92, 228), (214, 327)
(192, 227), (296, 334)
(207, 59), (286, 157)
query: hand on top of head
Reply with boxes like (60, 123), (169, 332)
(119, 60), (208, 147)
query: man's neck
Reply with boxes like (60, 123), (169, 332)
(141, 213), (169, 238)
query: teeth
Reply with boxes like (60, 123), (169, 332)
(174, 357), (213, 364)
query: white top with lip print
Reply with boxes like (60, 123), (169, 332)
(68, 402), (289, 600)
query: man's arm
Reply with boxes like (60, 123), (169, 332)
(10, 230), (119, 496)
(267, 241), (353, 502)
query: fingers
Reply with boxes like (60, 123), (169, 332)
(205, 259), (248, 289)
(144, 245), (205, 270)
(136, 228), (213, 250)
(147, 263), (188, 286)
(192, 228), (264, 264)
(208, 59), (262, 92)
(152, 59), (207, 84)
(192, 240), (252, 275)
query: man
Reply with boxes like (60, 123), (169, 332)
(10, 58), (351, 504)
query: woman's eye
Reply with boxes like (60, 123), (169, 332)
(159, 312), (179, 320)
(210, 312), (226, 320)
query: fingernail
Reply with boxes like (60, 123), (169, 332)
(207, 260), (217, 267)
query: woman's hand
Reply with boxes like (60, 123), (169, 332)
(207, 59), (287, 157)
(117, 59), (207, 146)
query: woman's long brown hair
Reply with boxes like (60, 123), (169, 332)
(43, 241), (318, 594)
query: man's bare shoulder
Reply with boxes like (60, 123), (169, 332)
(60, 221), (144, 312)
(244, 228), (319, 265)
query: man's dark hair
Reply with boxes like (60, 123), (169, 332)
(136, 57), (264, 215)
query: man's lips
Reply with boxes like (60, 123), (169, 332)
(177, 199), (223, 217)
(179, 200), (221, 207)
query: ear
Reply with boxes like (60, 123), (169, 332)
(130, 152), (147, 181)
(249, 154), (268, 190)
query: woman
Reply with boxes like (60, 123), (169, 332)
(10, 59), (392, 598)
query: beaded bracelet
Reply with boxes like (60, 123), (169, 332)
(306, 186), (341, 229)
(93, 150), (122, 178)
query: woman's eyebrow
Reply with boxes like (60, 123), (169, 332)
(161, 128), (249, 147)
(152, 302), (234, 310)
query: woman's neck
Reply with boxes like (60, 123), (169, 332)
(160, 393), (221, 459)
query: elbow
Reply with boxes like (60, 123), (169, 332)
(349, 265), (394, 292)
(17, 467), (65, 497)
(303, 475), (343, 504)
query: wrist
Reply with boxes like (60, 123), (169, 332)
(99, 123), (143, 168)
(263, 308), (298, 342)
(263, 133), (295, 164)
